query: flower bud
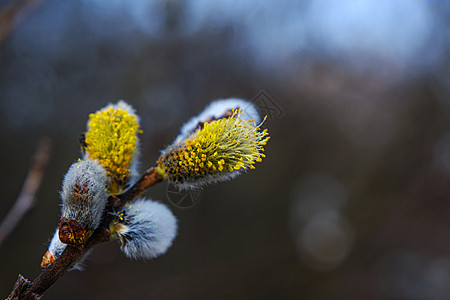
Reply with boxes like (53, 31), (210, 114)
(59, 158), (108, 245)
(84, 100), (141, 194)
(158, 108), (270, 190)
(110, 198), (177, 259)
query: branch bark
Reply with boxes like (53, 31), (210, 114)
(0, 138), (52, 246)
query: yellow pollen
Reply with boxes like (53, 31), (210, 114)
(158, 109), (270, 184)
(84, 102), (141, 194)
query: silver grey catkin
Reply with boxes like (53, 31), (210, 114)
(60, 158), (108, 231)
(111, 198), (177, 259)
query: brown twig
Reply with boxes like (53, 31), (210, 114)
(118, 165), (164, 204)
(0, 138), (52, 246)
(0, 0), (46, 45)
(7, 275), (32, 300)
(7, 165), (164, 300)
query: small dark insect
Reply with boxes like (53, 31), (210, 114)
(79, 133), (87, 154)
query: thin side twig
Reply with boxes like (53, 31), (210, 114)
(0, 138), (52, 246)
(7, 165), (164, 300)
(0, 0), (46, 44)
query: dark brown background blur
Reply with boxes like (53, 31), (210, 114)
(1, 0), (450, 299)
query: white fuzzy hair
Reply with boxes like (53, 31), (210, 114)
(169, 169), (243, 191)
(174, 98), (260, 144)
(60, 158), (108, 231)
(117, 198), (177, 260)
(48, 229), (66, 260)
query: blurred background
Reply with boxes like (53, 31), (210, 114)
(1, 0), (450, 299)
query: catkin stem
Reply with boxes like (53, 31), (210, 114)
(0, 138), (52, 247)
(117, 166), (164, 205)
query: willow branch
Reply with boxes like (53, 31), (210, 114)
(7, 165), (164, 300)
(0, 0), (46, 44)
(117, 165), (164, 204)
(0, 138), (52, 247)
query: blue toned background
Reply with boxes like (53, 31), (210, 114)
(1, 0), (450, 299)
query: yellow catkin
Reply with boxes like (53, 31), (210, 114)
(158, 109), (270, 186)
(85, 102), (141, 194)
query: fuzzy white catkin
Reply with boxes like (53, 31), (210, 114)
(60, 158), (108, 231)
(174, 98), (261, 144)
(48, 229), (65, 261)
(118, 198), (177, 260)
